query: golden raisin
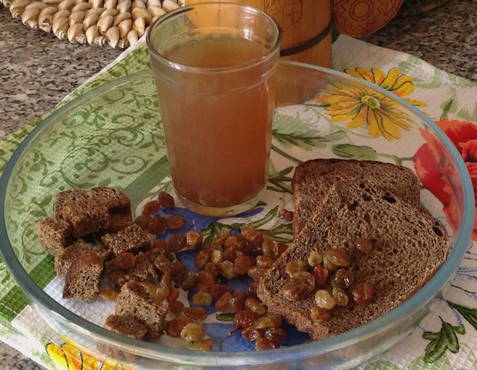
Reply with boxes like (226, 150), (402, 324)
(148, 216), (167, 234)
(193, 338), (213, 351)
(192, 291), (213, 306)
(241, 327), (262, 341)
(184, 306), (208, 321)
(230, 291), (246, 313)
(234, 255), (254, 275)
(309, 307), (332, 323)
(169, 300), (184, 315)
(314, 289), (336, 310)
(167, 234), (186, 253)
(182, 271), (198, 291)
(282, 271), (315, 301)
(215, 292), (233, 312)
(244, 297), (267, 316)
(196, 271), (215, 291)
(224, 235), (239, 249)
(234, 309), (259, 329)
(278, 209), (294, 222)
(155, 285), (170, 303)
(158, 191), (175, 209)
(308, 251), (323, 267)
(256, 255), (274, 269)
(222, 246), (237, 262)
(166, 316), (190, 337)
(180, 322), (205, 342)
(195, 250), (210, 269)
(248, 282), (258, 297)
(332, 287), (349, 307)
(143, 200), (161, 216)
(135, 214), (152, 231)
(219, 260), (236, 280)
(166, 215), (185, 230)
(285, 260), (308, 277)
(208, 283), (231, 301)
(323, 249), (351, 268)
(331, 268), (355, 289)
(254, 314), (283, 329)
(154, 254), (172, 273)
(204, 262), (219, 279)
(167, 287), (179, 303)
(262, 238), (278, 259)
(211, 249), (224, 264)
(356, 238), (375, 254)
(313, 264), (329, 286)
(264, 327), (287, 342)
(212, 229), (230, 246)
(139, 281), (159, 298)
(247, 266), (268, 281)
(186, 230), (203, 249)
(255, 337), (278, 351)
(241, 227), (263, 247)
(323, 256), (338, 272)
(352, 282), (375, 305)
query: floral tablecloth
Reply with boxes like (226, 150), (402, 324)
(1, 35), (477, 369)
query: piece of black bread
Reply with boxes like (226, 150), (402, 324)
(292, 159), (421, 235)
(258, 181), (449, 340)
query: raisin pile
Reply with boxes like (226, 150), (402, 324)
(128, 193), (291, 351)
(280, 241), (376, 323)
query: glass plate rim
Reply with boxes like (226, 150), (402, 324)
(0, 61), (474, 366)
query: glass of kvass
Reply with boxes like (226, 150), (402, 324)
(147, 2), (280, 216)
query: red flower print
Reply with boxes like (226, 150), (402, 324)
(414, 120), (477, 239)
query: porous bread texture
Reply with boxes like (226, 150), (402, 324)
(115, 281), (168, 340)
(258, 181), (449, 340)
(63, 251), (104, 300)
(292, 159), (421, 235)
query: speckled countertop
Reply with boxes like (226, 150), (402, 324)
(0, 0), (476, 368)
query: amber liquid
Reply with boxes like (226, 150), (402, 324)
(155, 36), (276, 212)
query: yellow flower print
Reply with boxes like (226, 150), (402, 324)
(315, 67), (427, 140)
(46, 341), (135, 370)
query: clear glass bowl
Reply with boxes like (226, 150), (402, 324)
(0, 61), (474, 369)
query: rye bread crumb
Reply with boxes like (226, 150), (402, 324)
(63, 251), (104, 300)
(258, 181), (449, 340)
(104, 314), (148, 340)
(36, 217), (72, 257)
(56, 189), (109, 238)
(101, 223), (151, 256)
(106, 252), (159, 290)
(55, 240), (110, 276)
(91, 187), (131, 214)
(115, 281), (168, 340)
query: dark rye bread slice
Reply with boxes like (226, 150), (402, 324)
(258, 181), (449, 340)
(292, 159), (421, 235)
(106, 251), (160, 290)
(104, 314), (148, 340)
(36, 217), (72, 257)
(115, 281), (168, 340)
(63, 251), (105, 300)
(55, 240), (111, 276)
(54, 189), (109, 238)
(101, 223), (152, 256)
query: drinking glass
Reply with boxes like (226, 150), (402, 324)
(147, 2), (280, 216)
